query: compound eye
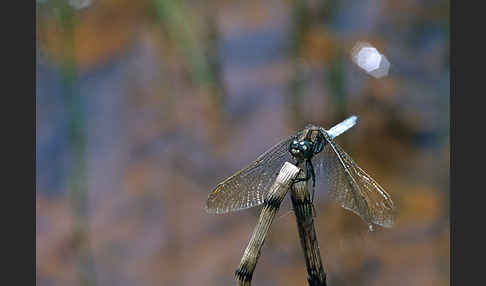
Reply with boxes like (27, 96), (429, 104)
(289, 139), (300, 153)
(299, 141), (314, 155)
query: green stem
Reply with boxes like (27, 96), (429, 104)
(52, 1), (97, 285)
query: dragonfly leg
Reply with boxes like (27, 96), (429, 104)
(291, 160), (315, 196)
(307, 160), (318, 217)
(292, 175), (309, 184)
(292, 167), (310, 184)
(306, 159), (316, 202)
(290, 161), (318, 217)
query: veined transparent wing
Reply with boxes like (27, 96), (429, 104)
(205, 135), (296, 214)
(314, 130), (396, 229)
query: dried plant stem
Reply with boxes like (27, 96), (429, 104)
(235, 162), (301, 286)
(291, 171), (327, 286)
(234, 116), (357, 285)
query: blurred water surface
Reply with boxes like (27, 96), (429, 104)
(36, 0), (449, 285)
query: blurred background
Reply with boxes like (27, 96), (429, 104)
(36, 0), (449, 285)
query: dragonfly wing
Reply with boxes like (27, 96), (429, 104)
(313, 131), (396, 228)
(206, 136), (295, 214)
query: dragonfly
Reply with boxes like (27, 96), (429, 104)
(205, 116), (396, 230)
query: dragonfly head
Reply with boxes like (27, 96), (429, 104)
(288, 138), (314, 161)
